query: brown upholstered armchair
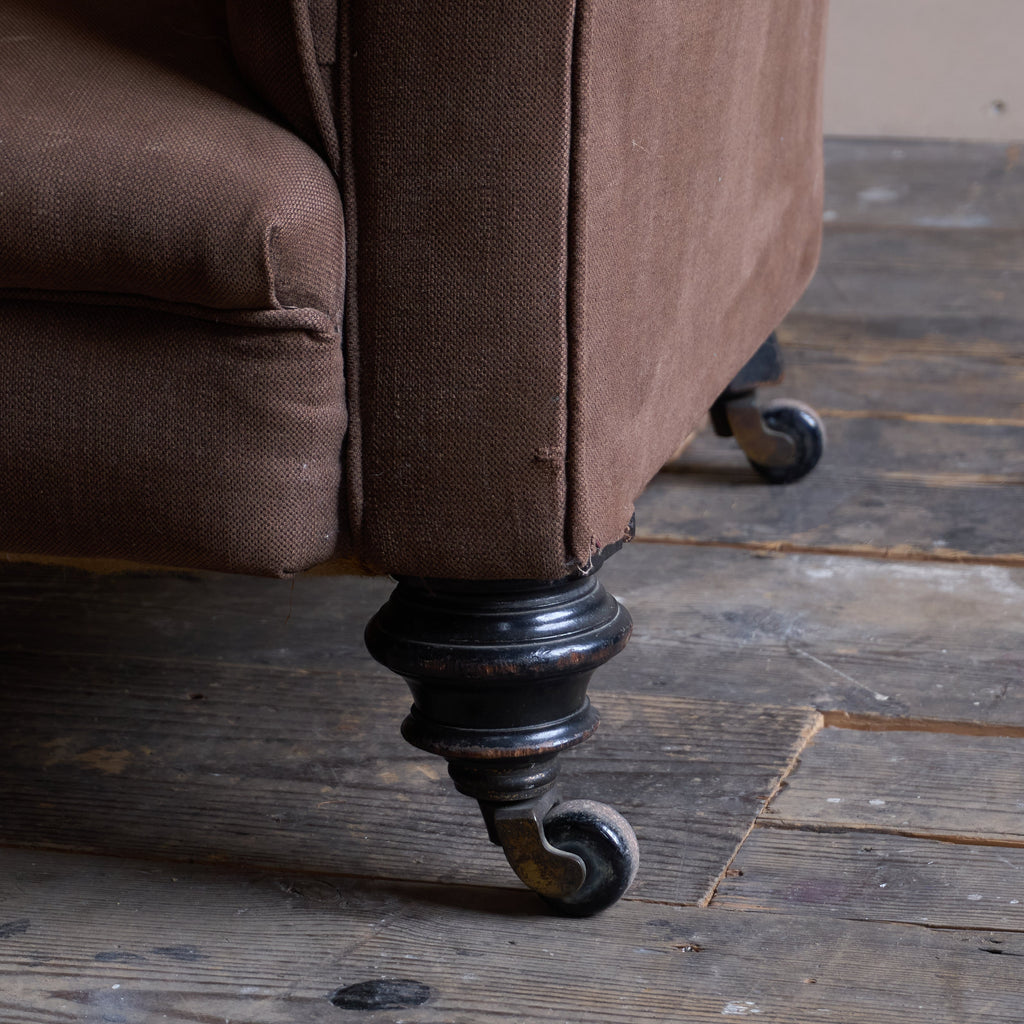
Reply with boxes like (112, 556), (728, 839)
(0, 0), (827, 914)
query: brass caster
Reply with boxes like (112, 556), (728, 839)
(492, 794), (639, 917)
(708, 332), (826, 485)
(724, 394), (825, 485)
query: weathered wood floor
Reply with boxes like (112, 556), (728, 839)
(2, 139), (1023, 1022)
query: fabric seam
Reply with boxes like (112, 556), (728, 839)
(335, 1), (364, 560)
(565, 0), (592, 572)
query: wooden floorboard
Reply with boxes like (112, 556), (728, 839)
(820, 138), (1024, 231)
(0, 560), (392, 675)
(641, 415), (1024, 560)
(801, 230), (1024, 323)
(603, 543), (1024, 725)
(334, 902), (1024, 1024)
(6, 533), (1024, 733)
(763, 727), (1024, 844)
(2, 848), (1023, 1024)
(778, 312), (1024, 423)
(713, 829), (1024, 930)
(0, 646), (818, 905)
(2, 137), (1023, 1021)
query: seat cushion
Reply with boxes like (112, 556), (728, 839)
(0, 0), (345, 319)
(0, 0), (349, 577)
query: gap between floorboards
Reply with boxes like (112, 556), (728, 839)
(754, 820), (1024, 851)
(698, 711), (826, 908)
(822, 710), (1024, 739)
(633, 535), (1024, 569)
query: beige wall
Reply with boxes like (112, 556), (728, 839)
(824, 0), (1024, 141)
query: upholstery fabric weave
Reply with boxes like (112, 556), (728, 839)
(231, 0), (827, 578)
(0, 0), (349, 576)
(568, 1), (826, 561)
(0, 301), (346, 575)
(347, 1), (578, 578)
(2, 0), (827, 581)
(0, 0), (345, 317)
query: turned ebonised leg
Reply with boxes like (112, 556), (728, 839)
(364, 567), (638, 916)
(709, 331), (825, 484)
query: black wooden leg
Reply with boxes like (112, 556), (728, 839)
(709, 332), (826, 484)
(364, 568), (639, 915)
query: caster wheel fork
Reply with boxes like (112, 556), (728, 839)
(749, 399), (826, 484)
(709, 333), (826, 484)
(722, 393), (826, 485)
(491, 794), (639, 917)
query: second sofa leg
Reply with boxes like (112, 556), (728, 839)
(364, 570), (638, 915)
(709, 331), (826, 484)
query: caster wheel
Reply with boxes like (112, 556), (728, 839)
(747, 400), (825, 485)
(540, 800), (639, 917)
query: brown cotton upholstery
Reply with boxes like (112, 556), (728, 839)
(569, 2), (826, 562)
(1, 0), (826, 581)
(1, 301), (345, 574)
(0, 0), (345, 315)
(230, 0), (827, 578)
(0, 0), (347, 576)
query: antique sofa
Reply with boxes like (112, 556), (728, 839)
(0, 0), (827, 914)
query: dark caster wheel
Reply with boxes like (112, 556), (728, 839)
(540, 800), (640, 917)
(746, 399), (825, 485)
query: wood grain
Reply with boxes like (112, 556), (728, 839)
(801, 232), (1024, 323)
(337, 902), (1024, 1024)
(764, 727), (1024, 844)
(602, 542), (1024, 725)
(0, 644), (817, 906)
(778, 313), (1024, 422)
(822, 138), (1024, 231)
(714, 829), (1024, 930)
(0, 560), (393, 675)
(641, 414), (1024, 561)
(1, 848), (1022, 1024)
(6, 531), (1024, 732)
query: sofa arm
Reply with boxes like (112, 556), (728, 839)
(226, 0), (342, 172)
(228, 1), (827, 581)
